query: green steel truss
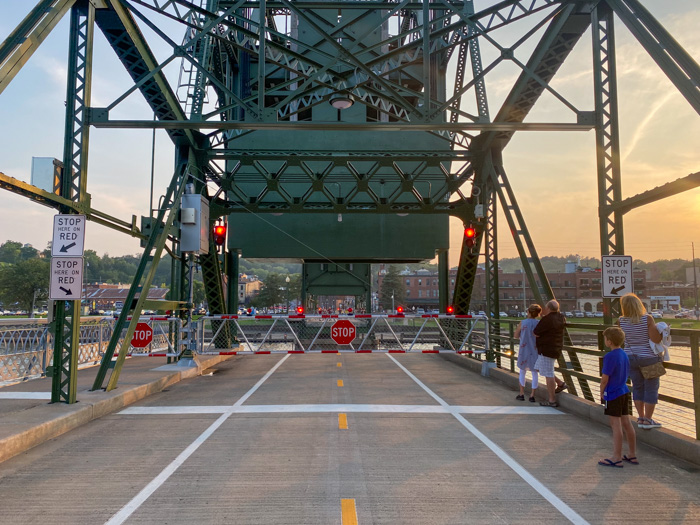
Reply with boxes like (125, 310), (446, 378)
(0, 0), (699, 396)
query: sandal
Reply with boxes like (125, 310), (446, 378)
(555, 383), (568, 394)
(539, 401), (559, 407)
(622, 455), (639, 465)
(637, 418), (651, 430)
(598, 458), (623, 468)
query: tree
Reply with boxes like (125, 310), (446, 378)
(379, 265), (405, 312)
(0, 258), (50, 316)
(252, 273), (285, 308)
(0, 240), (22, 264)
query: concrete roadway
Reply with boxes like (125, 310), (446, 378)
(0, 354), (698, 524)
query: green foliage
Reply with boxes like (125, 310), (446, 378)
(251, 272), (286, 308)
(0, 258), (50, 315)
(0, 241), (22, 264)
(379, 265), (406, 311)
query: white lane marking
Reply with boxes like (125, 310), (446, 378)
(386, 354), (588, 525)
(0, 392), (51, 399)
(120, 404), (563, 415)
(105, 354), (290, 525)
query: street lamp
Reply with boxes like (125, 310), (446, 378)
(285, 275), (291, 314)
(391, 290), (395, 314)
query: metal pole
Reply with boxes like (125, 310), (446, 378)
(693, 242), (699, 320)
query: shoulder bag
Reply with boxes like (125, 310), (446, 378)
(640, 361), (666, 379)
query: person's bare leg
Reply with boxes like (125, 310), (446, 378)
(609, 417), (623, 462)
(622, 416), (637, 459)
(547, 376), (556, 403)
(645, 402), (655, 420)
(634, 399), (646, 420)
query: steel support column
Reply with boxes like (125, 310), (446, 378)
(483, 173), (499, 363)
(592, 3), (624, 324)
(438, 249), (449, 313)
(52, 0), (94, 404)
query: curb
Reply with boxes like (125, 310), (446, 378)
(0, 354), (233, 465)
(439, 353), (700, 467)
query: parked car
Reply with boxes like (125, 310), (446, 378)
(675, 311), (691, 319)
(594, 312), (604, 318)
(416, 308), (425, 315)
(573, 311), (584, 318)
(499, 311), (509, 317)
(651, 311), (663, 319)
(564, 311), (573, 318)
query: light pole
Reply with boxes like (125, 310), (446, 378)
(391, 290), (394, 314)
(285, 275), (290, 313)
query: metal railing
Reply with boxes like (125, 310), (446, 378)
(0, 317), (181, 385)
(196, 314), (491, 355)
(472, 319), (700, 440)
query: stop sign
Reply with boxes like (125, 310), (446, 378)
(331, 319), (356, 345)
(131, 322), (153, 348)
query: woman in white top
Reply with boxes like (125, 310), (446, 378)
(514, 304), (541, 402)
(619, 293), (663, 430)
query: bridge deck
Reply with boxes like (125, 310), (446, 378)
(0, 354), (698, 524)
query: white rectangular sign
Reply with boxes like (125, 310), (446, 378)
(601, 255), (633, 298)
(52, 214), (86, 257)
(49, 257), (83, 300)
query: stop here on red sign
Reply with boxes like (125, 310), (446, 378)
(331, 319), (356, 345)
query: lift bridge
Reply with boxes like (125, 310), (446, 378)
(0, 0), (698, 403)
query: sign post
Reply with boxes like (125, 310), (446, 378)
(601, 255), (633, 298)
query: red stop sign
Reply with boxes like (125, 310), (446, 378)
(131, 322), (153, 348)
(331, 319), (356, 345)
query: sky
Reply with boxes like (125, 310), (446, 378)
(0, 1), (698, 269)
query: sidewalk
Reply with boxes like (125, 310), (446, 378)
(0, 354), (233, 464)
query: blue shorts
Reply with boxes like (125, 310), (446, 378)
(628, 354), (661, 404)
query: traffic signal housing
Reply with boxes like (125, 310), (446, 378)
(212, 221), (227, 246)
(465, 225), (477, 248)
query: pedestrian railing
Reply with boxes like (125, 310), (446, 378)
(477, 319), (700, 440)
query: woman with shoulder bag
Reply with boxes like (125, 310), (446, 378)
(619, 293), (664, 430)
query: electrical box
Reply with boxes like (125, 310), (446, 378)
(180, 193), (209, 254)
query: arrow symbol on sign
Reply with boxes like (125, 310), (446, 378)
(59, 287), (73, 295)
(610, 286), (625, 295)
(59, 242), (77, 253)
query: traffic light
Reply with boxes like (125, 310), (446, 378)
(296, 306), (304, 314)
(212, 221), (227, 246)
(397, 305), (404, 314)
(446, 305), (454, 315)
(465, 224), (477, 248)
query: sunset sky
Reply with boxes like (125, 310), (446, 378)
(0, 1), (698, 269)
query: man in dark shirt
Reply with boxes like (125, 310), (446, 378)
(533, 299), (568, 407)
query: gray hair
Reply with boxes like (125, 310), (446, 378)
(545, 299), (560, 312)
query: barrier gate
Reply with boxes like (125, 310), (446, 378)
(195, 314), (490, 356)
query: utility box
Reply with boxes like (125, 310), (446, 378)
(180, 193), (209, 254)
(31, 157), (60, 194)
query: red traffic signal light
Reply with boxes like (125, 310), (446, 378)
(446, 305), (454, 314)
(212, 222), (227, 246)
(296, 306), (304, 314)
(465, 225), (477, 248)
(397, 305), (404, 314)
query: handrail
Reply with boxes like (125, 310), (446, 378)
(468, 319), (700, 440)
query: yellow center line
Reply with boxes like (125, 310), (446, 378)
(341, 498), (358, 525)
(337, 379), (344, 387)
(338, 413), (348, 430)
(337, 362), (342, 367)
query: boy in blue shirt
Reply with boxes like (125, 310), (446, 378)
(598, 327), (638, 468)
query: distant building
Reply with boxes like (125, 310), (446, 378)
(83, 283), (168, 310)
(238, 274), (262, 304)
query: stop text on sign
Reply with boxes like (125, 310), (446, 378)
(130, 322), (153, 348)
(331, 320), (356, 345)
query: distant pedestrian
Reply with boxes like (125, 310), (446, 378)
(533, 299), (568, 407)
(619, 293), (664, 430)
(598, 326), (637, 468)
(514, 304), (541, 402)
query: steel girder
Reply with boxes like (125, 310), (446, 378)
(52, 1), (95, 404)
(592, 2), (623, 324)
(607, 0), (700, 116)
(0, 0), (77, 95)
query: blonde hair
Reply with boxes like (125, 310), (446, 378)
(603, 326), (625, 348)
(620, 293), (646, 324)
(527, 304), (542, 318)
